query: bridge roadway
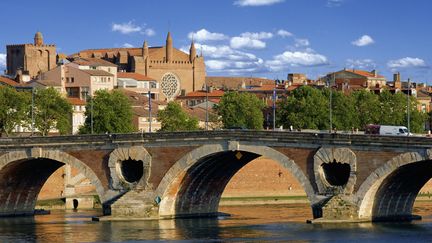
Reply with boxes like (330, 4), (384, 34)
(0, 130), (431, 222)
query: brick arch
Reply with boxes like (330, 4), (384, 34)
(0, 149), (107, 208)
(356, 151), (427, 220)
(156, 142), (316, 218)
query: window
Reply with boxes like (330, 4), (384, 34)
(71, 77), (74, 83)
(66, 77), (70, 83)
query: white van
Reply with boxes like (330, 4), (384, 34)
(379, 125), (410, 136)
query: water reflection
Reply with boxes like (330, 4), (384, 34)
(0, 203), (432, 242)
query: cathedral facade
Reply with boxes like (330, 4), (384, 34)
(69, 32), (206, 100)
(6, 32), (57, 78)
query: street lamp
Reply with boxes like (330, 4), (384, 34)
(31, 87), (35, 136)
(326, 78), (333, 133)
(205, 83), (209, 131)
(272, 88), (276, 130)
(148, 90), (152, 133)
(407, 78), (411, 136)
(82, 90), (93, 134)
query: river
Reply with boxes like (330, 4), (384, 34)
(1, 202), (432, 242)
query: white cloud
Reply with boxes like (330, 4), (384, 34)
(346, 59), (376, 69)
(295, 38), (310, 47)
(122, 43), (134, 48)
(181, 43), (264, 74)
(240, 31), (273, 39)
(112, 21), (155, 36)
(351, 35), (375, 47)
(230, 36), (266, 49)
(188, 29), (228, 42)
(387, 57), (427, 69)
(277, 29), (293, 38)
(265, 50), (328, 71)
(143, 28), (156, 36)
(234, 0), (284, 7)
(112, 21), (142, 34)
(0, 54), (6, 68)
(327, 0), (344, 7)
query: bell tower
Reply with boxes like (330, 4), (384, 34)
(34, 32), (44, 46)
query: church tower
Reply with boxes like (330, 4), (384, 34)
(142, 40), (149, 57)
(189, 40), (196, 63)
(166, 32), (173, 63)
(143, 40), (149, 76)
(34, 32), (44, 46)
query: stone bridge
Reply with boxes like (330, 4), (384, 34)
(0, 131), (431, 222)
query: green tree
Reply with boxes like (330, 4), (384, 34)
(331, 90), (358, 130)
(80, 90), (134, 134)
(158, 101), (199, 131)
(34, 87), (72, 136)
(0, 86), (30, 136)
(352, 90), (381, 129)
(277, 86), (328, 130)
(216, 92), (265, 129)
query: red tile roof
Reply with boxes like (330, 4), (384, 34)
(117, 72), (156, 81)
(343, 69), (385, 79)
(72, 57), (117, 67)
(181, 90), (225, 98)
(80, 69), (114, 76)
(205, 76), (275, 90)
(0, 76), (20, 87)
(67, 97), (86, 105)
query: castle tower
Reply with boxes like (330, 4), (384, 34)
(7, 32), (56, 78)
(34, 31), (44, 46)
(189, 40), (196, 63)
(166, 32), (173, 63)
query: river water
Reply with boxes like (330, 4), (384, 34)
(1, 202), (432, 242)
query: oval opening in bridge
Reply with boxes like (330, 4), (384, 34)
(321, 160), (350, 186)
(121, 159), (144, 183)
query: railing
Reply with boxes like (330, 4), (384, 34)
(0, 130), (431, 150)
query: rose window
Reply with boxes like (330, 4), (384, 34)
(161, 73), (180, 99)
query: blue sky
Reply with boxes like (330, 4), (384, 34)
(1, 0), (431, 83)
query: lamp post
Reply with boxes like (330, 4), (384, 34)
(327, 79), (333, 133)
(407, 78), (411, 136)
(31, 87), (35, 136)
(91, 95), (94, 134)
(272, 88), (276, 130)
(82, 90), (93, 134)
(205, 83), (209, 131)
(148, 91), (152, 133)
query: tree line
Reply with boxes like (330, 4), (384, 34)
(276, 86), (427, 133)
(0, 85), (428, 136)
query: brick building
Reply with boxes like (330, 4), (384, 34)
(69, 32), (206, 101)
(6, 32), (57, 79)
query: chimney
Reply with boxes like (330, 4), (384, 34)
(371, 69), (377, 77)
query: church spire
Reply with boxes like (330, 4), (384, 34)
(166, 32), (173, 62)
(142, 40), (149, 57)
(189, 39), (196, 62)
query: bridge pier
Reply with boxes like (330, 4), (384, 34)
(109, 189), (159, 219)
